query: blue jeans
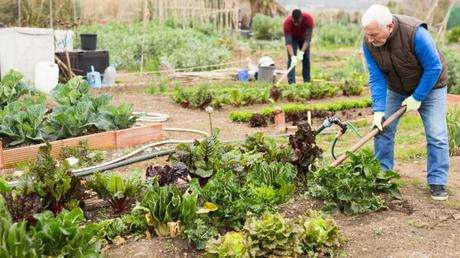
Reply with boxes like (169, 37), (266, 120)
(374, 87), (449, 185)
(287, 38), (311, 84)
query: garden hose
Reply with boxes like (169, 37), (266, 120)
(133, 112), (170, 123)
(7, 127), (209, 188)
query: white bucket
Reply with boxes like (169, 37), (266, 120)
(54, 30), (73, 51)
(34, 62), (59, 94)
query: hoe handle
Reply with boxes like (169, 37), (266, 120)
(275, 65), (295, 86)
(331, 106), (407, 167)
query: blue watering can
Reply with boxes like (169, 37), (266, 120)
(87, 66), (101, 88)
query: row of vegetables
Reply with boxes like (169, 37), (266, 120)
(168, 74), (366, 109)
(0, 123), (401, 257)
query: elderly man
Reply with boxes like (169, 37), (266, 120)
(283, 9), (314, 84)
(361, 5), (449, 200)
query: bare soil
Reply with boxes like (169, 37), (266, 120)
(100, 89), (460, 258)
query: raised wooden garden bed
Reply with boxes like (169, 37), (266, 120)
(0, 123), (163, 168)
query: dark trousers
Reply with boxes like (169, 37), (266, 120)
(287, 38), (311, 84)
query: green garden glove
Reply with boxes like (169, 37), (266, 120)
(372, 112), (385, 131)
(290, 56), (298, 68)
(296, 50), (304, 62)
(402, 95), (421, 112)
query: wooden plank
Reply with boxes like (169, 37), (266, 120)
(115, 123), (163, 148)
(61, 131), (117, 150)
(0, 124), (162, 168)
(3, 141), (63, 166)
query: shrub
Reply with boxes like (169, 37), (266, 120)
(316, 23), (361, 47)
(447, 107), (460, 156)
(442, 48), (460, 94)
(447, 27), (460, 43)
(251, 14), (283, 40)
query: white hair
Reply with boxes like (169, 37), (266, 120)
(361, 4), (393, 28)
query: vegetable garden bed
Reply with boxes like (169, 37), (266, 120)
(0, 123), (162, 168)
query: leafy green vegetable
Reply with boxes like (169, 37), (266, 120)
(183, 218), (218, 250)
(289, 123), (322, 176)
(45, 101), (93, 140)
(52, 77), (91, 106)
(206, 231), (249, 257)
(0, 70), (32, 108)
(230, 98), (372, 124)
(135, 183), (197, 237)
(87, 173), (142, 213)
(244, 212), (302, 257)
(193, 171), (249, 229)
(32, 208), (102, 257)
(169, 130), (223, 186)
(145, 162), (189, 186)
(28, 144), (84, 214)
(242, 132), (295, 163)
(307, 150), (401, 214)
(297, 210), (346, 256)
(0, 195), (38, 258)
(0, 97), (47, 147)
(94, 218), (127, 245)
(1, 175), (43, 223)
(96, 103), (136, 130)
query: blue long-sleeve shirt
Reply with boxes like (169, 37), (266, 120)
(362, 26), (443, 112)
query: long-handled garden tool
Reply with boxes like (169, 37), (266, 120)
(331, 106), (407, 167)
(275, 64), (295, 86)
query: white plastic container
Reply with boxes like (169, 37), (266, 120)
(34, 62), (59, 94)
(0, 27), (54, 83)
(102, 64), (116, 86)
(54, 30), (73, 51)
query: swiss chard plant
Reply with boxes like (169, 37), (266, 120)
(169, 130), (223, 186)
(135, 183), (198, 237)
(307, 149), (401, 214)
(145, 162), (189, 186)
(28, 144), (85, 215)
(193, 171), (249, 229)
(0, 176), (43, 223)
(87, 173), (142, 213)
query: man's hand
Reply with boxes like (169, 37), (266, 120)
(372, 112), (385, 131)
(290, 56), (298, 68)
(402, 95), (421, 112)
(296, 50), (304, 62)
